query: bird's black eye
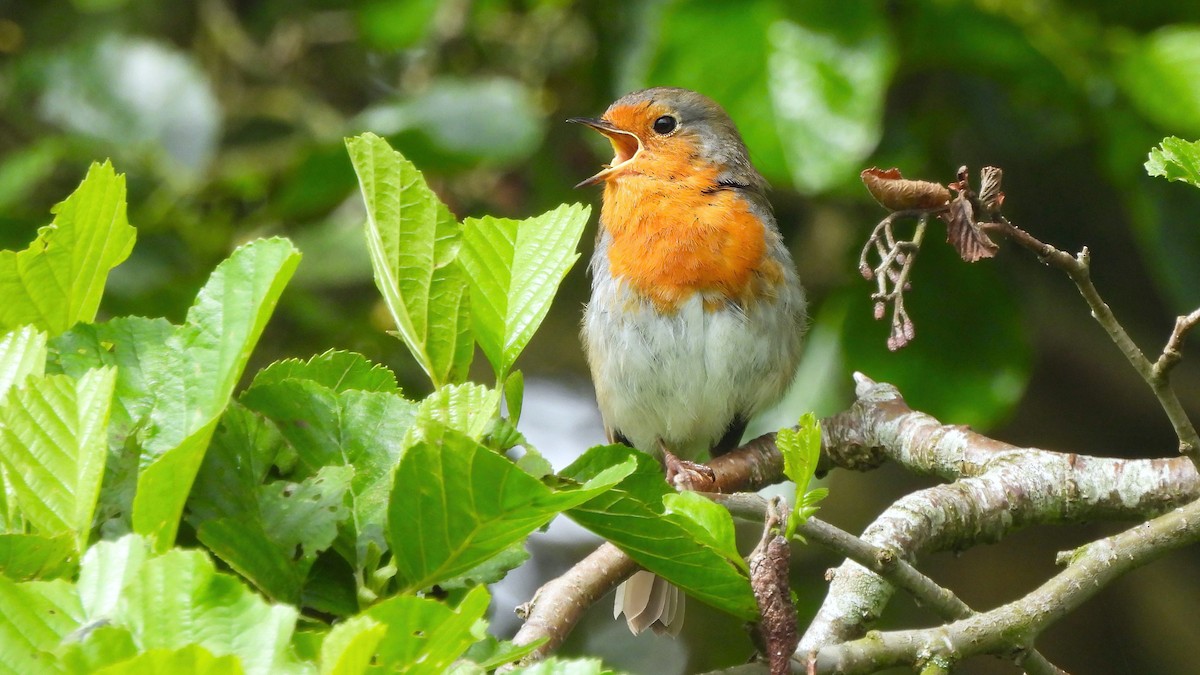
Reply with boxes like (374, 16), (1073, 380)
(652, 115), (677, 135)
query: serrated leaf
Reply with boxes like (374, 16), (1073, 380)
(130, 238), (301, 551)
(240, 380), (417, 571)
(0, 161), (135, 335)
(778, 415), (824, 540)
(92, 645), (244, 675)
(561, 445), (758, 621)
(363, 585), (489, 675)
(458, 204), (589, 378)
(0, 367), (115, 551)
(389, 426), (632, 591)
(347, 132), (472, 387)
(0, 326), (50, 532)
(0, 576), (83, 674)
(0, 533), (77, 580)
(1146, 137), (1200, 188)
(662, 491), (747, 575)
(0, 326), (47, 398)
(319, 614), (386, 675)
(439, 541), (530, 590)
(251, 350), (399, 394)
(409, 382), (501, 443)
(117, 547), (305, 675)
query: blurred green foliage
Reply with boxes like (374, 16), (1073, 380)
(5, 1), (1200, 672)
(5, 0), (1200, 431)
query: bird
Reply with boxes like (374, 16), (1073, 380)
(569, 87), (807, 635)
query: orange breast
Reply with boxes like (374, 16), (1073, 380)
(601, 160), (771, 311)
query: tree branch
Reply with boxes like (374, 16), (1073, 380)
(984, 218), (1200, 470)
(799, 374), (1199, 665)
(808, 495), (1200, 673)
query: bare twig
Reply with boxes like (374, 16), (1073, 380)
(984, 218), (1200, 470)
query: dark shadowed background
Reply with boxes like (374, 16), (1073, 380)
(3, 1), (1200, 672)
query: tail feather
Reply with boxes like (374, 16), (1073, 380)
(615, 570), (686, 636)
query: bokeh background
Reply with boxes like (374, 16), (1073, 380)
(4, 1), (1200, 672)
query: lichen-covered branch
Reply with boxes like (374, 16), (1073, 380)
(799, 373), (1200, 664)
(808, 495), (1200, 673)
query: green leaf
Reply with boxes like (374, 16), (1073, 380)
(0, 576), (83, 674)
(346, 132), (472, 387)
(561, 445), (759, 621)
(458, 204), (589, 378)
(0, 162), (135, 335)
(777, 415), (825, 540)
(116, 547), (305, 674)
(504, 369), (525, 425)
(438, 541), (530, 590)
(767, 5), (896, 192)
(0, 533), (77, 581)
(661, 491), (747, 575)
(131, 238), (301, 551)
(319, 614), (386, 675)
(251, 350), (399, 394)
(56, 624), (139, 674)
(464, 635), (547, 671)
(1146, 137), (1200, 188)
(77, 535), (151, 621)
(409, 382), (501, 443)
(92, 645), (245, 675)
(0, 367), (115, 551)
(239, 379), (417, 571)
(363, 585), (489, 675)
(194, 456), (352, 604)
(388, 426), (632, 592)
(0, 326), (47, 398)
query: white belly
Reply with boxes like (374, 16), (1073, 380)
(583, 274), (805, 460)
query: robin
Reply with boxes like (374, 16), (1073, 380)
(569, 87), (807, 635)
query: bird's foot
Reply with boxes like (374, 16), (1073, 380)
(662, 449), (717, 491)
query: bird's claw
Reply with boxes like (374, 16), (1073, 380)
(662, 450), (717, 491)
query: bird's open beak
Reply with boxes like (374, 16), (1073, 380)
(567, 117), (642, 188)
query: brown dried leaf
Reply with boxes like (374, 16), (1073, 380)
(861, 167), (951, 211)
(940, 193), (998, 263)
(979, 166), (1005, 216)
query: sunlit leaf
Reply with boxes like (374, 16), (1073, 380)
(91, 645), (244, 675)
(409, 382), (501, 443)
(131, 238), (300, 551)
(1146, 136), (1200, 188)
(0, 162), (135, 335)
(346, 132), (472, 387)
(0, 533), (77, 582)
(0, 326), (47, 398)
(362, 585), (489, 675)
(662, 491), (747, 574)
(0, 367), (115, 551)
(459, 204), (589, 378)
(0, 576), (82, 674)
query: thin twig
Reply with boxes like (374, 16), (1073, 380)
(984, 218), (1200, 470)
